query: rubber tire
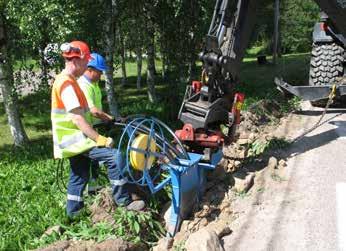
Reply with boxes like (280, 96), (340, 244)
(309, 43), (344, 106)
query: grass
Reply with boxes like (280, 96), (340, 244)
(0, 52), (310, 249)
(238, 52), (310, 109)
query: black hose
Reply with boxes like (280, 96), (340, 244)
(56, 159), (66, 193)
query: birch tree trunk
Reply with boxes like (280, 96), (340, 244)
(0, 14), (28, 146)
(136, 46), (142, 89)
(161, 47), (168, 81)
(38, 18), (49, 89)
(146, 24), (157, 103)
(273, 0), (280, 64)
(103, 0), (118, 116)
(39, 49), (49, 88)
(120, 34), (127, 87)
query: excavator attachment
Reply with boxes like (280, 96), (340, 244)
(177, 0), (261, 150)
(275, 77), (346, 101)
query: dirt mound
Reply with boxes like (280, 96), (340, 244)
(38, 239), (145, 251)
(90, 188), (116, 225)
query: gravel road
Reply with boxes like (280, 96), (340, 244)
(223, 101), (346, 251)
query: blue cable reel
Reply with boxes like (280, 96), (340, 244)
(117, 116), (189, 192)
(116, 116), (221, 235)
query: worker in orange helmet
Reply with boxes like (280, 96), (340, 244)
(51, 41), (145, 217)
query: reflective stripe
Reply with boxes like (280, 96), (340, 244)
(52, 107), (89, 115)
(67, 194), (83, 202)
(59, 132), (87, 149)
(110, 178), (128, 186)
(52, 108), (67, 114)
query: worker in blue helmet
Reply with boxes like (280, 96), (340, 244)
(77, 52), (111, 194)
(78, 52), (113, 125)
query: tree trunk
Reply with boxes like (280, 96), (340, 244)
(161, 42), (168, 81)
(188, 52), (197, 83)
(39, 49), (49, 88)
(136, 46), (142, 89)
(38, 18), (50, 89)
(273, 0), (280, 64)
(0, 14), (28, 146)
(120, 34), (127, 87)
(146, 24), (157, 103)
(103, 0), (118, 116)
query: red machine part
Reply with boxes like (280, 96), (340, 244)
(175, 92), (245, 149)
(232, 92), (245, 124)
(175, 124), (224, 148)
(320, 22), (328, 31)
(192, 81), (202, 93)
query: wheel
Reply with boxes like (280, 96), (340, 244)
(309, 43), (344, 86)
(309, 43), (344, 106)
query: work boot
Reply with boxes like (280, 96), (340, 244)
(126, 200), (145, 211)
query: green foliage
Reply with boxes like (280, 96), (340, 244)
(113, 207), (165, 244)
(271, 172), (287, 182)
(33, 207), (164, 248)
(34, 220), (116, 247)
(280, 0), (320, 53)
(279, 96), (301, 114)
(0, 141), (66, 250)
(248, 137), (290, 157)
(173, 241), (187, 251)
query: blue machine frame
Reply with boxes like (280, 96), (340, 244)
(117, 117), (223, 235)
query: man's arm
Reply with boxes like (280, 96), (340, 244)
(90, 107), (113, 121)
(61, 84), (113, 147)
(70, 107), (99, 141)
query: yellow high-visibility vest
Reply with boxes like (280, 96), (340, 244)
(51, 73), (96, 159)
(78, 75), (103, 125)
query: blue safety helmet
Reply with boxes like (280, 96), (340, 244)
(87, 53), (108, 72)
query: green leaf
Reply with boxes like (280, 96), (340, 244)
(133, 221), (140, 234)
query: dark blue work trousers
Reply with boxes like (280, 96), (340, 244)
(66, 147), (130, 216)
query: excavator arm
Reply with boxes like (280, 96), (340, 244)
(176, 0), (264, 152)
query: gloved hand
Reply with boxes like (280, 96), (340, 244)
(113, 116), (128, 123)
(96, 135), (114, 148)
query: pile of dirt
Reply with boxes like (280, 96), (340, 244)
(89, 187), (116, 225)
(38, 239), (144, 251)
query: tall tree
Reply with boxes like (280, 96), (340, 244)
(120, 0), (146, 89)
(146, 26), (157, 103)
(103, 0), (119, 116)
(273, 0), (280, 64)
(118, 29), (127, 87)
(136, 46), (142, 89)
(0, 12), (28, 146)
(143, 2), (157, 103)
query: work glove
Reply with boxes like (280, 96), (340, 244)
(96, 135), (114, 148)
(112, 116), (128, 124)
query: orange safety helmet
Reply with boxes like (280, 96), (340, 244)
(60, 41), (92, 60)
